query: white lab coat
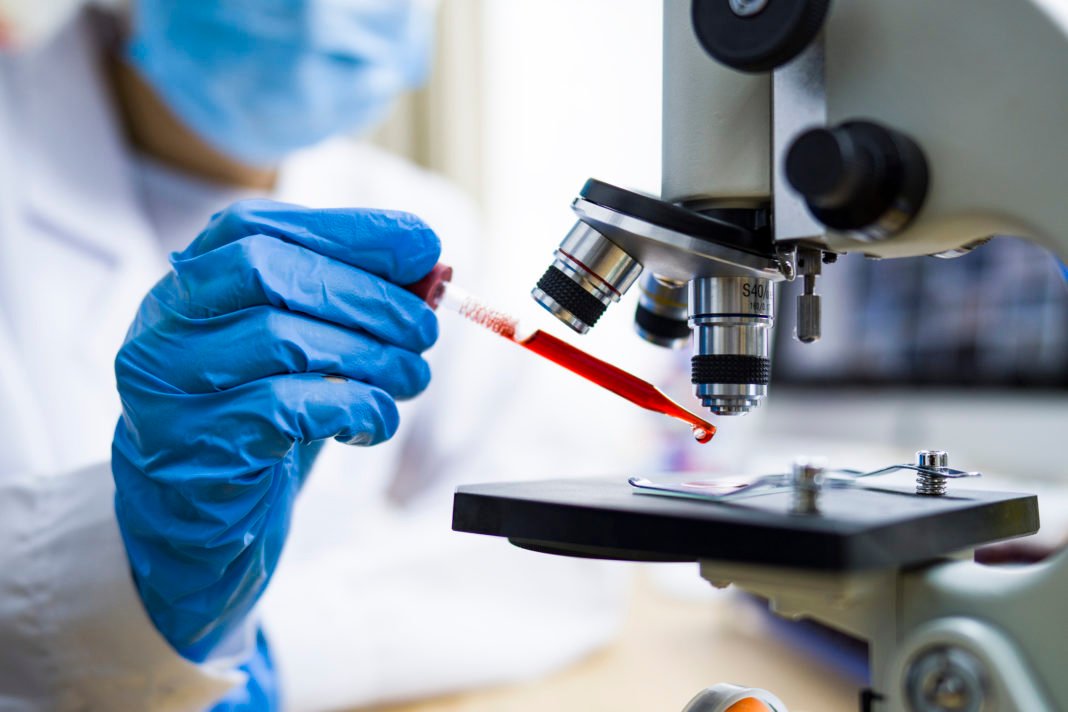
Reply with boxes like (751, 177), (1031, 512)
(0, 15), (657, 712)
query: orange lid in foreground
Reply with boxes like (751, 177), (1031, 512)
(726, 700), (771, 712)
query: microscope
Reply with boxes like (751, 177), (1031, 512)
(453, 1), (1068, 709)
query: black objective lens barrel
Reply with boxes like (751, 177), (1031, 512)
(633, 273), (690, 349)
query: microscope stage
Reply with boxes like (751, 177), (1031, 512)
(452, 478), (1038, 570)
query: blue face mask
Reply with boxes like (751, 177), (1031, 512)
(127, 0), (435, 166)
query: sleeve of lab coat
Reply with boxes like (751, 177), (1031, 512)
(0, 462), (247, 712)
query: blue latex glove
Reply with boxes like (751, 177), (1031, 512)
(127, 0), (435, 165)
(112, 199), (440, 662)
(208, 628), (279, 711)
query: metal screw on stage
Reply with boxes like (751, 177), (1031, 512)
(792, 457), (825, 514)
(916, 450), (950, 496)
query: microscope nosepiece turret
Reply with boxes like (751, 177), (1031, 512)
(532, 179), (788, 416)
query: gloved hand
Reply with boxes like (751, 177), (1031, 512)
(112, 199), (440, 662)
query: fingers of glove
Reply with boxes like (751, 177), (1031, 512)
(179, 199), (441, 284)
(168, 234), (438, 351)
(118, 305), (431, 399)
(115, 372), (401, 475)
(269, 375), (401, 447)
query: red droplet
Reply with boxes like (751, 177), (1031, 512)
(692, 425), (715, 444)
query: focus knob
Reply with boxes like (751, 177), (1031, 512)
(785, 120), (929, 241)
(691, 0), (831, 73)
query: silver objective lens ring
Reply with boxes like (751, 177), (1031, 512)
(531, 222), (642, 333)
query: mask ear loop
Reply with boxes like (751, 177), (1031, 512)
(683, 683), (789, 712)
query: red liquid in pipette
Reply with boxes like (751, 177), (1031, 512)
(455, 294), (715, 442)
(518, 330), (715, 443)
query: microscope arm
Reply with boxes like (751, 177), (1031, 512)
(666, 0), (1068, 262)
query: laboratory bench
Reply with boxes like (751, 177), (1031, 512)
(367, 570), (860, 712)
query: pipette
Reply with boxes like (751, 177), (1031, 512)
(406, 264), (715, 443)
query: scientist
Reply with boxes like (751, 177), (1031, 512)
(0, 1), (640, 710)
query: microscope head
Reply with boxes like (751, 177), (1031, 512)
(531, 0), (1068, 417)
